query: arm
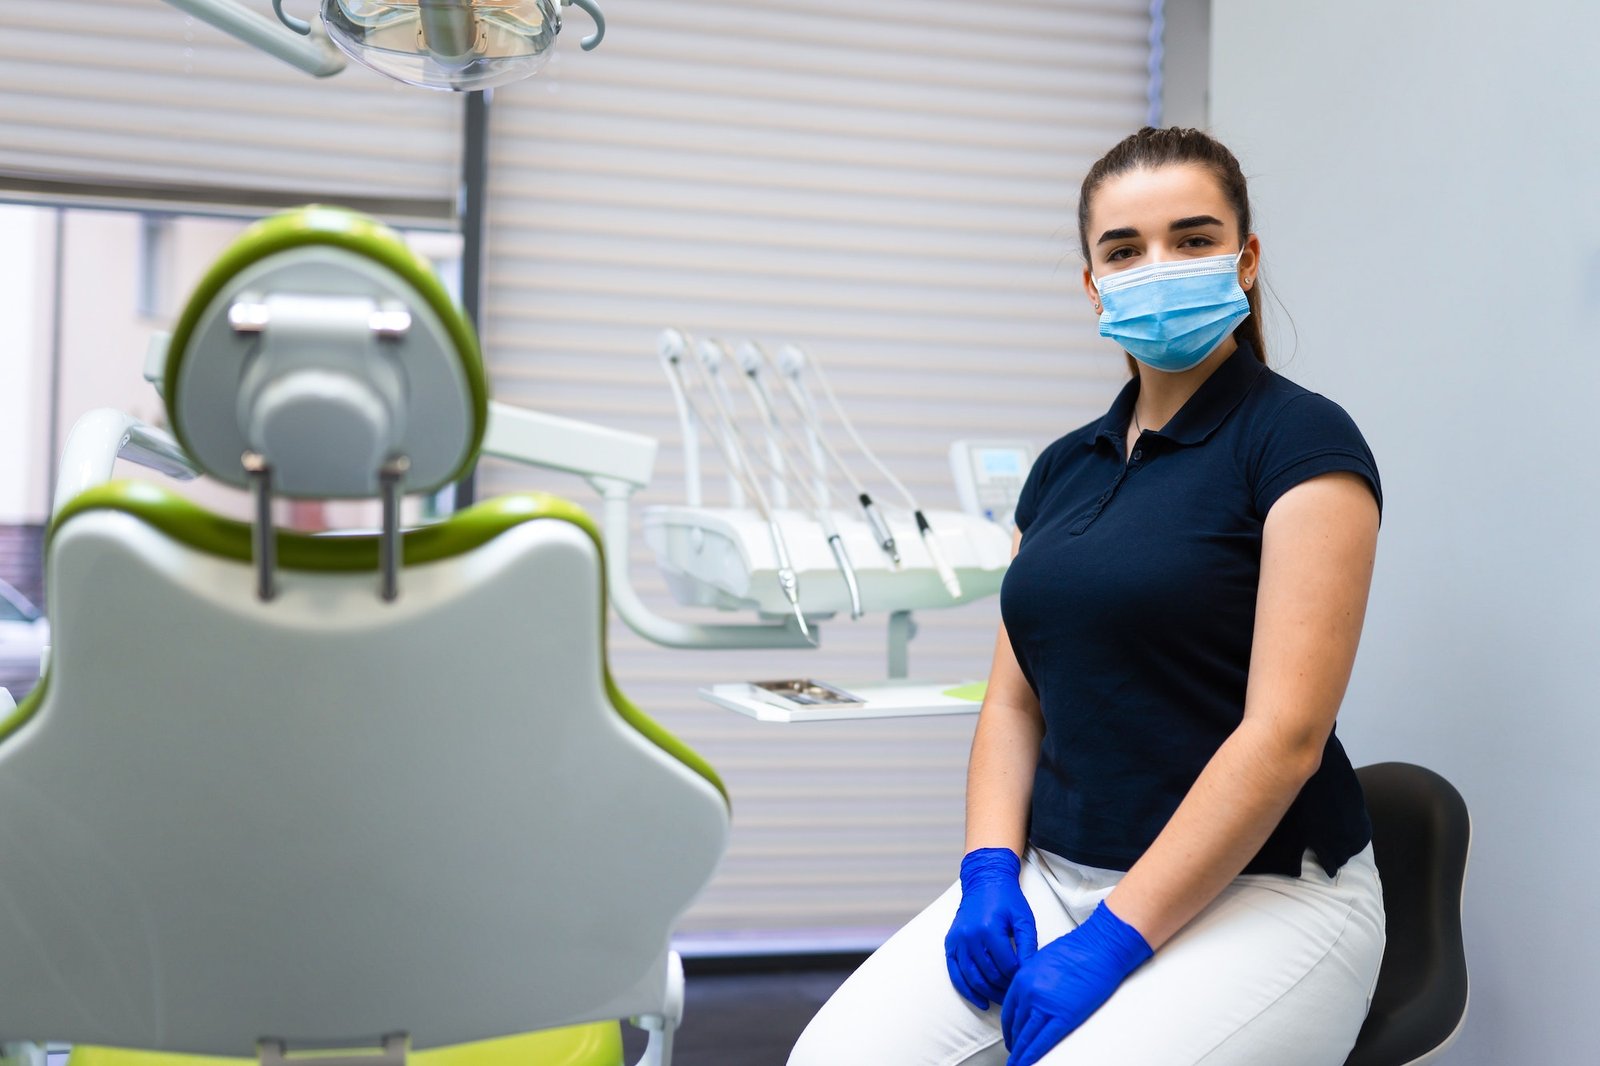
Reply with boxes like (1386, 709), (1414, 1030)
(965, 527), (1046, 855)
(944, 528), (1047, 1010)
(1105, 470), (1380, 947)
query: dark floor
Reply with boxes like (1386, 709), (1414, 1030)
(620, 964), (857, 1066)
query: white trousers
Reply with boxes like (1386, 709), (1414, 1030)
(788, 844), (1385, 1066)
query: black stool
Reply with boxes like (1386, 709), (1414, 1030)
(1344, 763), (1471, 1066)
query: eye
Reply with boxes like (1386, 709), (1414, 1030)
(1106, 246), (1137, 262)
(1179, 234), (1217, 249)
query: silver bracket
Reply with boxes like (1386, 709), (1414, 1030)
(229, 301), (272, 334)
(379, 455), (410, 602)
(258, 1033), (408, 1066)
(369, 304), (412, 341)
(243, 451), (277, 602)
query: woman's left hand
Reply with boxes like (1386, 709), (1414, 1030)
(999, 900), (1153, 1065)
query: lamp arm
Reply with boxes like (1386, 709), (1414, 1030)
(162, 0), (346, 77)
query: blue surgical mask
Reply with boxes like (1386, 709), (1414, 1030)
(1093, 251), (1251, 373)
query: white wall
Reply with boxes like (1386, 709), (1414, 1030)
(1211, 2), (1600, 1061)
(0, 206), (53, 524)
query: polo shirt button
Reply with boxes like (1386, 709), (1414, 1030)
(1132, 449), (1143, 461)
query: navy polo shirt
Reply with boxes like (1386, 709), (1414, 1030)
(1002, 341), (1380, 877)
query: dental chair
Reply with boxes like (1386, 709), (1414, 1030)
(0, 207), (730, 1066)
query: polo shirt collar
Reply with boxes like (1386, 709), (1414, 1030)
(1093, 340), (1267, 449)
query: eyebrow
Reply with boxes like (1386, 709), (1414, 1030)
(1095, 215), (1227, 246)
(1169, 214), (1225, 231)
(1095, 226), (1139, 245)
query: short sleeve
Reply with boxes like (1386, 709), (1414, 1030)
(1252, 393), (1382, 517)
(1013, 441), (1057, 534)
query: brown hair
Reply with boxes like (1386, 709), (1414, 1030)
(1078, 126), (1267, 366)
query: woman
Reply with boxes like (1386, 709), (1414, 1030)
(788, 127), (1386, 1066)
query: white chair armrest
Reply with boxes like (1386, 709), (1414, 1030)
(629, 951), (686, 1066)
(53, 409), (199, 517)
(0, 1042), (46, 1066)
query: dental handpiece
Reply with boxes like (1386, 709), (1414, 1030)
(767, 345), (902, 568)
(734, 341), (864, 619)
(785, 344), (962, 599)
(663, 332), (812, 643)
(696, 337), (746, 510)
(657, 328), (703, 507)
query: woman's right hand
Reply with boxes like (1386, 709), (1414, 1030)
(944, 847), (1039, 1010)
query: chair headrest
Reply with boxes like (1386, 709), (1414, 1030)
(164, 206), (488, 498)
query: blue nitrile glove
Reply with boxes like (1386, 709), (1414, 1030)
(1000, 900), (1153, 1066)
(943, 848), (1039, 1011)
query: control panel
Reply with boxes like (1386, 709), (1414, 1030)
(949, 440), (1033, 531)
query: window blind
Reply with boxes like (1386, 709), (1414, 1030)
(0, 0), (461, 217)
(477, 0), (1152, 944)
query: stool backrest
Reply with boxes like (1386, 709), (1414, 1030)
(1344, 762), (1471, 1066)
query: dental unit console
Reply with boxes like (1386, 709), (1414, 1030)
(647, 330), (1010, 622)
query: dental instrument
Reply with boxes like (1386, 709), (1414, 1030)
(658, 330), (814, 644)
(730, 341), (864, 619)
(784, 344), (964, 600)
(693, 338), (746, 510)
(720, 343), (789, 509)
(764, 345), (903, 570)
(658, 330), (705, 509)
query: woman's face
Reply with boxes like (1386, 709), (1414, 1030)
(1080, 162), (1260, 314)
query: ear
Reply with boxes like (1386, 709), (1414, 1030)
(1238, 233), (1263, 291)
(1082, 263), (1102, 315)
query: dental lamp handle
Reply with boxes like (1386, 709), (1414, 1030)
(563, 0), (607, 51)
(271, 0), (310, 35)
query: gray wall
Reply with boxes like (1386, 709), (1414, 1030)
(1210, 2), (1600, 1061)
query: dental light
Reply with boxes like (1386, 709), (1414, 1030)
(317, 0), (604, 90)
(166, 1), (607, 87)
